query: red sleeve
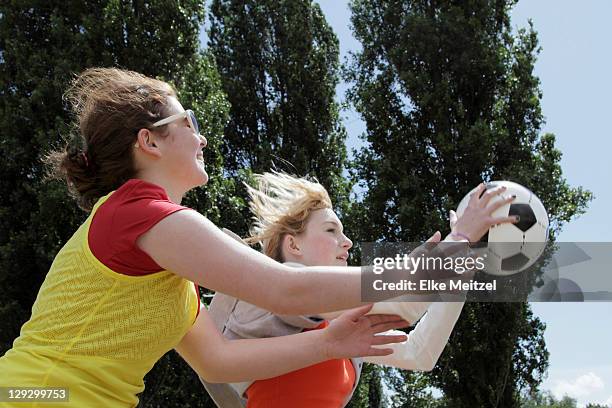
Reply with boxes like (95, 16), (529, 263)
(89, 179), (192, 276)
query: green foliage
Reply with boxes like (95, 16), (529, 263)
(429, 302), (548, 407)
(520, 394), (612, 408)
(208, 0), (350, 234)
(345, 0), (591, 406)
(520, 389), (580, 408)
(138, 352), (215, 408)
(347, 363), (387, 408)
(384, 367), (443, 408)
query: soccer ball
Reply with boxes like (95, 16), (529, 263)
(455, 181), (549, 276)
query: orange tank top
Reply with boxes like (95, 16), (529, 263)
(245, 321), (356, 408)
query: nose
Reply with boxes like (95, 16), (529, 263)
(342, 234), (353, 250)
(199, 134), (207, 148)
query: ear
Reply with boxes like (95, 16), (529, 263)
(282, 234), (301, 257)
(135, 128), (162, 158)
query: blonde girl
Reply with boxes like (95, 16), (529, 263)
(206, 172), (513, 407)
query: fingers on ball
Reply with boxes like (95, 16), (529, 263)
(489, 194), (516, 212)
(481, 186), (506, 206)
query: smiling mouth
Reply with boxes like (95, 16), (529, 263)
(336, 255), (348, 261)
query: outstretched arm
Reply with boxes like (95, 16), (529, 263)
(175, 305), (408, 383)
(139, 183), (515, 315)
(139, 210), (368, 314)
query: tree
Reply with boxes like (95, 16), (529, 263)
(347, 363), (388, 408)
(520, 389), (580, 408)
(345, 0), (592, 406)
(0, 2), (229, 406)
(208, 0), (350, 235)
(385, 367), (444, 408)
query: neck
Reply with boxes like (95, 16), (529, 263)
(284, 255), (313, 266)
(136, 171), (187, 204)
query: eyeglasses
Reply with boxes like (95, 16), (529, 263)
(151, 109), (200, 135)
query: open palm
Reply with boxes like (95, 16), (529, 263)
(322, 304), (409, 360)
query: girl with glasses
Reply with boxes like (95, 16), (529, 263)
(0, 68), (516, 407)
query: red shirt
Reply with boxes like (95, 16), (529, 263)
(245, 321), (356, 408)
(88, 179), (190, 276)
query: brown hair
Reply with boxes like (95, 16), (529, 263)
(46, 68), (176, 210)
(245, 172), (332, 262)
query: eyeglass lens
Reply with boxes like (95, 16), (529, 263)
(188, 110), (200, 135)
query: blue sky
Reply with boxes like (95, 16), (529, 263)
(200, 1), (611, 404)
(510, 2), (612, 404)
(315, 1), (612, 405)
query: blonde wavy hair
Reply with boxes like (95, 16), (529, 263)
(245, 172), (332, 262)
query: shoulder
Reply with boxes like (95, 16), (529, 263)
(89, 179), (192, 274)
(103, 179), (191, 223)
(112, 179), (184, 207)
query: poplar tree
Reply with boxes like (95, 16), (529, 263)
(346, 0), (592, 406)
(208, 0), (350, 233)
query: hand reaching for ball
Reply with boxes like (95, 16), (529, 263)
(450, 183), (519, 243)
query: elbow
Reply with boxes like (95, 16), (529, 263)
(192, 349), (235, 383)
(200, 370), (230, 384)
(194, 360), (224, 383)
(199, 371), (221, 384)
(197, 360), (237, 383)
(197, 348), (253, 384)
(414, 353), (436, 372)
(417, 360), (435, 372)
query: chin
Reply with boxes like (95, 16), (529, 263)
(198, 170), (209, 185)
(190, 175), (209, 190)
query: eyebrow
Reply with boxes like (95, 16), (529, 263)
(323, 221), (343, 232)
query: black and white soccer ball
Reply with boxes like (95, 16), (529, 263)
(456, 181), (549, 276)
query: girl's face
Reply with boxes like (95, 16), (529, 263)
(157, 97), (209, 188)
(291, 208), (353, 267)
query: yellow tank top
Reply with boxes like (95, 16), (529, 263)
(0, 191), (199, 407)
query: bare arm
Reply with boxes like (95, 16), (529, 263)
(139, 184), (515, 315)
(138, 211), (467, 315)
(138, 210), (365, 314)
(175, 305), (408, 383)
